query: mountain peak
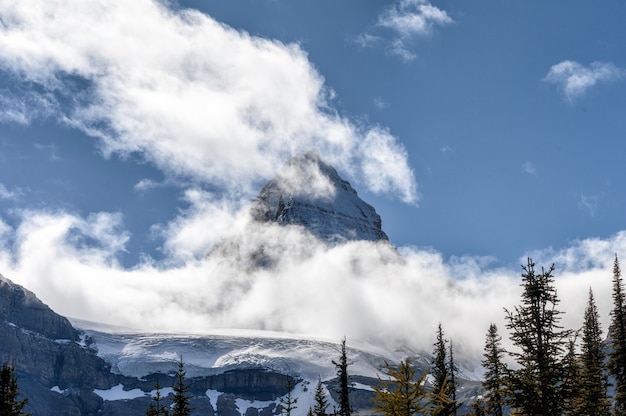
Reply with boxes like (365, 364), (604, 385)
(251, 152), (389, 243)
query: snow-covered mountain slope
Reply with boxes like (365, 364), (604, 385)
(251, 151), (389, 243)
(71, 320), (401, 381)
(70, 320), (483, 416)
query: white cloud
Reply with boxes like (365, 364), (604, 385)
(378, 0), (453, 37)
(544, 60), (624, 102)
(354, 33), (382, 49)
(359, 128), (417, 203)
(0, 206), (620, 362)
(0, 183), (23, 201)
(357, 0), (453, 62)
(134, 178), (161, 193)
(0, 0), (418, 204)
(386, 39), (417, 63)
(0, 90), (58, 125)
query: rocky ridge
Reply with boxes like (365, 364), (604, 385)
(251, 151), (389, 243)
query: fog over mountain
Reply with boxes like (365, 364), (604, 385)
(0, 151), (621, 364)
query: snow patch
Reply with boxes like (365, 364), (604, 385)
(235, 395), (279, 413)
(150, 387), (174, 398)
(94, 384), (146, 401)
(353, 382), (375, 392)
(51, 386), (67, 395)
(205, 389), (220, 410)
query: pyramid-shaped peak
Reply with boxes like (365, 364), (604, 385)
(251, 152), (388, 243)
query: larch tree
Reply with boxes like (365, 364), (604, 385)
(481, 323), (506, 416)
(171, 357), (193, 416)
(372, 358), (433, 416)
(574, 288), (610, 416)
(504, 258), (573, 416)
(332, 337), (352, 416)
(0, 362), (30, 416)
(609, 255), (626, 415)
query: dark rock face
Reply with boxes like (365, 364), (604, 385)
(0, 275), (117, 415)
(0, 276), (77, 341)
(251, 151), (389, 243)
(193, 369), (294, 401)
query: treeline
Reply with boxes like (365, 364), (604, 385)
(371, 256), (626, 416)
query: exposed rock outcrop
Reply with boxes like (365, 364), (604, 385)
(0, 275), (117, 415)
(251, 151), (389, 243)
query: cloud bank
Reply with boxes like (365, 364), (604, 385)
(0, 204), (621, 361)
(544, 60), (624, 102)
(0, 0), (417, 204)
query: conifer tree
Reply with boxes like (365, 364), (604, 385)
(146, 376), (169, 416)
(470, 397), (486, 416)
(372, 358), (433, 416)
(609, 255), (626, 415)
(481, 323), (506, 416)
(0, 362), (30, 416)
(313, 377), (329, 416)
(504, 258), (572, 416)
(332, 337), (351, 416)
(431, 323), (455, 416)
(171, 357), (193, 416)
(280, 378), (298, 416)
(448, 340), (458, 415)
(562, 336), (581, 415)
(574, 289), (610, 416)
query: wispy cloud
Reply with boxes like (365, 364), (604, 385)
(579, 193), (601, 218)
(377, 0), (453, 37)
(33, 143), (60, 161)
(0, 183), (23, 201)
(357, 0), (453, 62)
(134, 178), (162, 193)
(0, 0), (418, 204)
(0, 90), (58, 125)
(544, 60), (624, 102)
(373, 97), (390, 110)
(521, 161), (536, 175)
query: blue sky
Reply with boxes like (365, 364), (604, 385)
(0, 0), (625, 348)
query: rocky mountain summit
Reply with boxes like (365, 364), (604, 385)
(251, 151), (389, 243)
